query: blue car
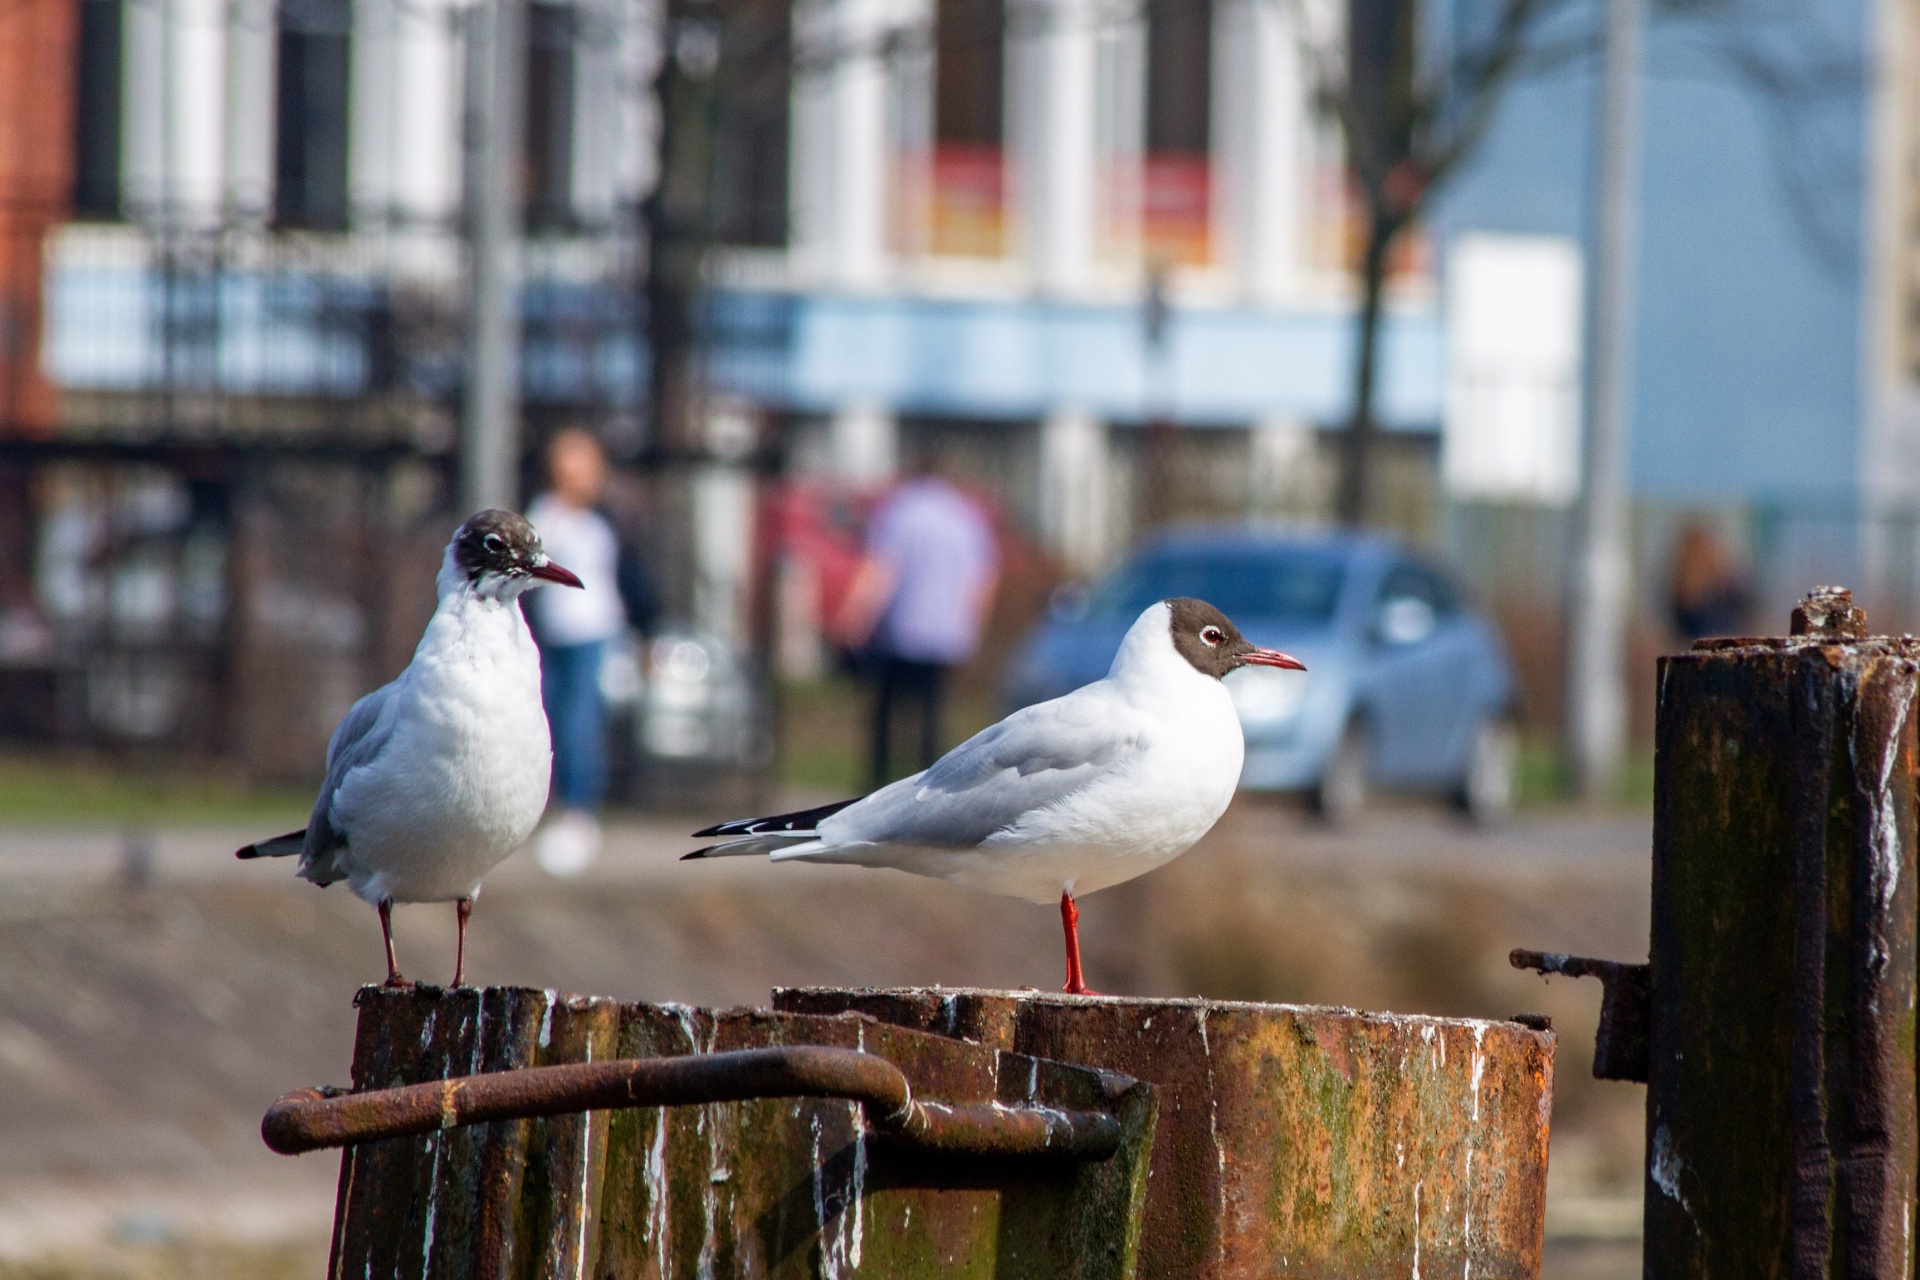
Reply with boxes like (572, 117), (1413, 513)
(1003, 529), (1520, 822)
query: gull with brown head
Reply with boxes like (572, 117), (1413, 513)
(684, 597), (1304, 994)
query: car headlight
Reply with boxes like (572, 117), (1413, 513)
(1225, 666), (1308, 724)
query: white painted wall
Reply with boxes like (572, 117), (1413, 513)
(124, 0), (230, 225)
(790, 0), (927, 287)
(1011, 0), (1098, 293)
(1214, 0), (1309, 301)
(571, 0), (659, 227)
(830, 399), (900, 483)
(224, 0), (278, 222)
(1091, 0), (1144, 268)
(119, 0), (656, 236)
(1443, 232), (1585, 505)
(1249, 413), (1317, 517)
(1039, 406), (1111, 572)
(351, 0), (464, 228)
(789, 0), (837, 275)
(831, 0), (892, 286)
(692, 399), (761, 644)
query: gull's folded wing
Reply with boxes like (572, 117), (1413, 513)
(799, 685), (1149, 854)
(298, 680), (401, 882)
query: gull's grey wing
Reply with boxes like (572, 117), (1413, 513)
(299, 680), (401, 883)
(812, 685), (1148, 851)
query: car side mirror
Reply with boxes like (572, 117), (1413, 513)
(1374, 596), (1437, 646)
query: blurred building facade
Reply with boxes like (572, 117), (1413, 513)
(701, 0), (1445, 585)
(1438, 0), (1920, 626)
(12, 0), (1901, 770)
(0, 0), (1454, 765)
(0, 0), (652, 768)
(685, 0), (1458, 678)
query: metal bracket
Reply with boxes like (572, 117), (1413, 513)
(1509, 949), (1650, 1083)
(264, 1044), (1127, 1161)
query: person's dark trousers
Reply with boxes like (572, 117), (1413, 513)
(869, 655), (947, 789)
(538, 639), (609, 809)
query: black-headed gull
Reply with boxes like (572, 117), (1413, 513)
(684, 597), (1305, 993)
(237, 510), (583, 986)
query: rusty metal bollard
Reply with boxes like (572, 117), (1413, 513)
(271, 984), (1555, 1278)
(1517, 586), (1920, 1278)
(778, 988), (1555, 1278)
(298, 986), (1155, 1278)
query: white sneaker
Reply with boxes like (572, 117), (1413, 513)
(535, 810), (602, 878)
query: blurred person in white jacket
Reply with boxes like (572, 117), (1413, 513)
(525, 429), (627, 876)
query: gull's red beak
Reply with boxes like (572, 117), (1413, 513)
(1243, 647), (1307, 671)
(529, 560), (584, 588)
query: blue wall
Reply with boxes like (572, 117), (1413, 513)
(1436, 0), (1870, 504)
(707, 290), (1444, 430)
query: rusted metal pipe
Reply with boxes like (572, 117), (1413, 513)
(264, 1044), (1123, 1161)
(1510, 948), (1650, 1082)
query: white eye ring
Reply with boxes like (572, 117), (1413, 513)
(1200, 626), (1224, 647)
(483, 533), (506, 554)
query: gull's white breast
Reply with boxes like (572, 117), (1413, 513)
(331, 597), (552, 903)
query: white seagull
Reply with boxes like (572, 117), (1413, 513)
(685, 598), (1305, 993)
(237, 510), (583, 987)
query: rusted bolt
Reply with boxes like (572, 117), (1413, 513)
(1790, 585), (1867, 639)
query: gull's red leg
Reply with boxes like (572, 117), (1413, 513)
(378, 899), (411, 988)
(1060, 890), (1096, 995)
(453, 897), (474, 987)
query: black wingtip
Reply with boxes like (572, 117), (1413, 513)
(237, 829), (307, 860)
(690, 796), (863, 839)
(680, 848), (710, 861)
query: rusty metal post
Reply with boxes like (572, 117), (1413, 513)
(776, 988), (1556, 1278)
(1645, 586), (1918, 1277)
(313, 986), (1158, 1279)
(290, 984), (1554, 1278)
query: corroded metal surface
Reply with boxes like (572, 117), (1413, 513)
(264, 1044), (1125, 1159)
(1509, 950), (1649, 1082)
(776, 987), (1555, 1279)
(321, 985), (1156, 1279)
(1649, 622), (1920, 1277)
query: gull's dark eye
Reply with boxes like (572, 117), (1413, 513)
(483, 533), (506, 556)
(1200, 625), (1224, 647)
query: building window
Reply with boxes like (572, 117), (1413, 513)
(525, 1), (576, 232)
(73, 0), (123, 218)
(276, 0), (352, 229)
(1144, 0), (1211, 265)
(711, 0), (791, 248)
(930, 0), (1003, 256)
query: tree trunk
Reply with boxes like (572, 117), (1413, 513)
(1336, 216), (1398, 528)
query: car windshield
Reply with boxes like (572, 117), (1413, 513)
(1085, 548), (1346, 625)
